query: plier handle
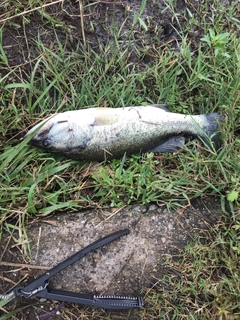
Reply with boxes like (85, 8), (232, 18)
(11, 229), (143, 310)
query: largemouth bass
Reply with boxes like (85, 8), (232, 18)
(26, 104), (221, 161)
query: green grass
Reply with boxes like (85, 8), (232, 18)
(145, 217), (240, 319)
(0, 0), (240, 318)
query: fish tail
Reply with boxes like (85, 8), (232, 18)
(199, 113), (222, 152)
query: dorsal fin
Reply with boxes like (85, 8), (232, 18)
(150, 104), (171, 112)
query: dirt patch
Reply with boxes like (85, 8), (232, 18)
(1, 1), (234, 70)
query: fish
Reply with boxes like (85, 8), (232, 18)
(26, 104), (221, 161)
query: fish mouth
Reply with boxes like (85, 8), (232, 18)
(28, 138), (41, 147)
(28, 136), (52, 148)
(26, 121), (54, 148)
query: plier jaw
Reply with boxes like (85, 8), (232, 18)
(10, 229), (143, 310)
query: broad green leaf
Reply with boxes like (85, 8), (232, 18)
(227, 190), (239, 202)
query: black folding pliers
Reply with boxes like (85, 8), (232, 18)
(10, 229), (143, 309)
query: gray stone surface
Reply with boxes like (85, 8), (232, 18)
(20, 197), (220, 296)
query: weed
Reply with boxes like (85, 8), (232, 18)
(145, 215), (240, 319)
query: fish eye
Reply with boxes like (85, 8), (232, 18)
(42, 138), (51, 147)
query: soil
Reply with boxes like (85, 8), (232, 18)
(1, 0), (233, 71)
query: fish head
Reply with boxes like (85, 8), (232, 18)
(28, 120), (60, 150)
(27, 112), (94, 153)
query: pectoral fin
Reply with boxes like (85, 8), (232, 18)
(150, 136), (185, 153)
(91, 109), (121, 126)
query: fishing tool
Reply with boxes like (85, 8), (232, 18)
(1, 229), (143, 310)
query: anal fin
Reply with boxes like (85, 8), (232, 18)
(150, 136), (185, 153)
